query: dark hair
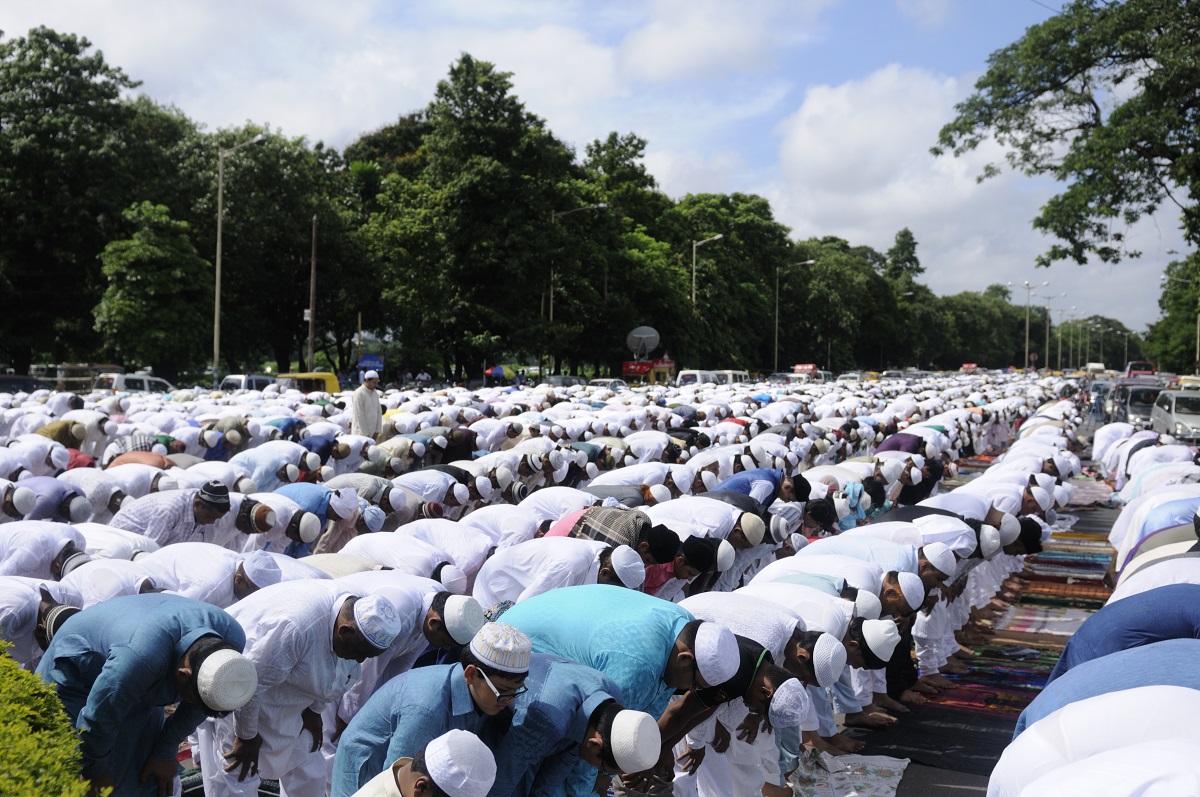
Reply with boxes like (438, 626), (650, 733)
(761, 663), (795, 689)
(459, 645), (516, 680)
(598, 545), (616, 571)
(590, 699), (623, 772)
(412, 747), (451, 797)
(862, 476), (887, 510)
(187, 634), (240, 713)
(677, 618), (702, 651)
(847, 617), (887, 670)
(644, 524), (681, 564)
(431, 561), (454, 582)
(806, 497), (837, 529)
(429, 590), (451, 617)
(1017, 517), (1044, 555)
(839, 584), (860, 602)
(797, 629), (825, 656)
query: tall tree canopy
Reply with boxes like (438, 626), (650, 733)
(933, 0), (1200, 266)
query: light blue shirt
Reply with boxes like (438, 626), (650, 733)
(331, 663), (483, 797)
(489, 654), (621, 797)
(501, 584), (692, 719)
(36, 594), (245, 795)
(798, 535), (919, 574)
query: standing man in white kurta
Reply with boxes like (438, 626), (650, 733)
(351, 371), (384, 441)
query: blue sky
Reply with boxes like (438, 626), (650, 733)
(5, 0), (1179, 347)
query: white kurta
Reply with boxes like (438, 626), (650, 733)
(472, 537), (607, 608)
(137, 542), (245, 608)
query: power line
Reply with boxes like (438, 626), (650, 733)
(1027, 0), (1061, 14)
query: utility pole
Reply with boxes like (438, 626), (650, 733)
(307, 215), (317, 371)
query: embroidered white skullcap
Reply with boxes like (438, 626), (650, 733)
(789, 532), (807, 552)
(896, 571), (925, 612)
(854, 589), (882, 620)
(196, 648), (257, 713)
(423, 730), (497, 797)
(296, 511), (322, 543)
(353, 593), (402, 650)
(861, 619), (901, 663)
(67, 495), (92, 523)
(768, 678), (810, 729)
(922, 542), (956, 580)
(609, 545), (645, 589)
(998, 512), (1021, 545)
(694, 622), (739, 686)
(1029, 485), (1052, 512)
(769, 514), (790, 543)
(812, 632), (847, 688)
(11, 486), (36, 517)
(469, 622), (531, 674)
(740, 513), (765, 546)
(475, 476), (493, 502)
(647, 484), (671, 504)
(610, 710), (661, 773)
(979, 524), (1001, 558)
(60, 551), (92, 577)
(241, 551), (282, 588)
(439, 564), (469, 595)
(715, 539), (735, 572)
(442, 595), (486, 645)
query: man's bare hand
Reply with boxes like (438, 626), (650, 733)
(711, 719), (732, 753)
(139, 756), (178, 797)
(677, 746), (706, 776)
(301, 707), (323, 752)
(223, 734), (263, 781)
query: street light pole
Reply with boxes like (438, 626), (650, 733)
(307, 215), (318, 371)
(692, 234), (723, 305)
(213, 132), (266, 386)
(1010, 279), (1048, 370)
(775, 259), (815, 374)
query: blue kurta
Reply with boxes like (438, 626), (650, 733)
(489, 654), (621, 797)
(1047, 583), (1200, 682)
(330, 663), (485, 797)
(712, 468), (782, 508)
(1015, 638), (1200, 737)
(35, 593), (245, 796)
(500, 584), (692, 719)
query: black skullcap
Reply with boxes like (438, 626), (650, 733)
(681, 535), (718, 572)
(198, 480), (231, 509)
(647, 524), (682, 564)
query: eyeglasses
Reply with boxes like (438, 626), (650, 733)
(477, 669), (528, 703)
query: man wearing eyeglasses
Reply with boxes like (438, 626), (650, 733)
(36, 593), (257, 797)
(331, 622), (532, 797)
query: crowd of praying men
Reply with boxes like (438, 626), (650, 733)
(0, 370), (1081, 797)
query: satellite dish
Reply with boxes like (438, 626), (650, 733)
(626, 326), (660, 360)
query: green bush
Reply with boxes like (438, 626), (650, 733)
(0, 644), (91, 796)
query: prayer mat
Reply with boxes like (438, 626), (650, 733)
(853, 704), (1016, 777)
(1065, 477), (1114, 507)
(794, 751), (910, 797)
(926, 683), (1038, 719)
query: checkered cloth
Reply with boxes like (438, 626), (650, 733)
(570, 505), (650, 549)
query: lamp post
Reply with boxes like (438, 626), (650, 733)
(1010, 279), (1048, 370)
(775, 260), (815, 374)
(691, 234), (723, 305)
(1036, 292), (1066, 372)
(213, 132), (267, 386)
(1067, 307), (1077, 369)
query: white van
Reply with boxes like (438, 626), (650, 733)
(676, 370), (720, 387)
(712, 370), (750, 385)
(92, 372), (176, 394)
(220, 374), (275, 392)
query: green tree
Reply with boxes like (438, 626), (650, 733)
(933, 0), (1200, 266)
(984, 283), (1012, 302)
(94, 203), (211, 380)
(0, 27), (137, 371)
(884, 227), (923, 281)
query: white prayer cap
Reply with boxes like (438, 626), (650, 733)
(67, 495), (92, 523)
(283, 463), (300, 483)
(740, 513), (765, 546)
(196, 648), (257, 713)
(225, 429), (242, 447)
(319, 465), (334, 482)
(412, 442), (427, 458)
(424, 730), (496, 797)
(896, 571), (925, 612)
(448, 483), (468, 505)
(768, 678), (810, 729)
(979, 524), (1001, 558)
(60, 551), (92, 577)
(715, 539), (735, 572)
(878, 460), (903, 483)
(789, 533), (807, 552)
(296, 511), (322, 543)
(861, 619), (901, 663)
(493, 467), (514, 490)
(1052, 453), (1071, 478)
(610, 710), (661, 773)
(585, 462), (599, 479)
(327, 488), (357, 520)
(442, 595), (486, 645)
(769, 514), (790, 543)
(1029, 485), (1053, 512)
(854, 590), (882, 620)
(439, 564), (469, 595)
(922, 542), (956, 580)
(647, 484), (671, 504)
(832, 492), (851, 521)
(469, 622), (531, 674)
(907, 465), (923, 485)
(353, 593), (402, 650)
(156, 476), (178, 492)
(740, 454), (757, 472)
(610, 545), (645, 589)
(202, 429), (220, 448)
(364, 370), (379, 380)
(433, 435), (448, 450)
(475, 476), (493, 502)
(812, 633), (847, 688)
(694, 622), (739, 686)
(49, 447), (69, 470)
(998, 512), (1021, 545)
(701, 471), (718, 491)
(303, 452), (320, 471)
(1053, 484), (1071, 508)
(11, 486), (36, 517)
(69, 423), (87, 441)
(242, 551), (282, 588)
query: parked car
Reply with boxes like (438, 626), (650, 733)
(538, 374), (588, 387)
(676, 370), (720, 387)
(219, 374), (276, 392)
(589, 378), (629, 391)
(274, 372), (341, 393)
(1151, 390), (1200, 443)
(1112, 379), (1162, 426)
(0, 374), (55, 393)
(1125, 360), (1157, 378)
(92, 372), (176, 394)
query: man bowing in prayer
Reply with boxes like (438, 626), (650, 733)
(36, 593), (257, 797)
(196, 581), (402, 797)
